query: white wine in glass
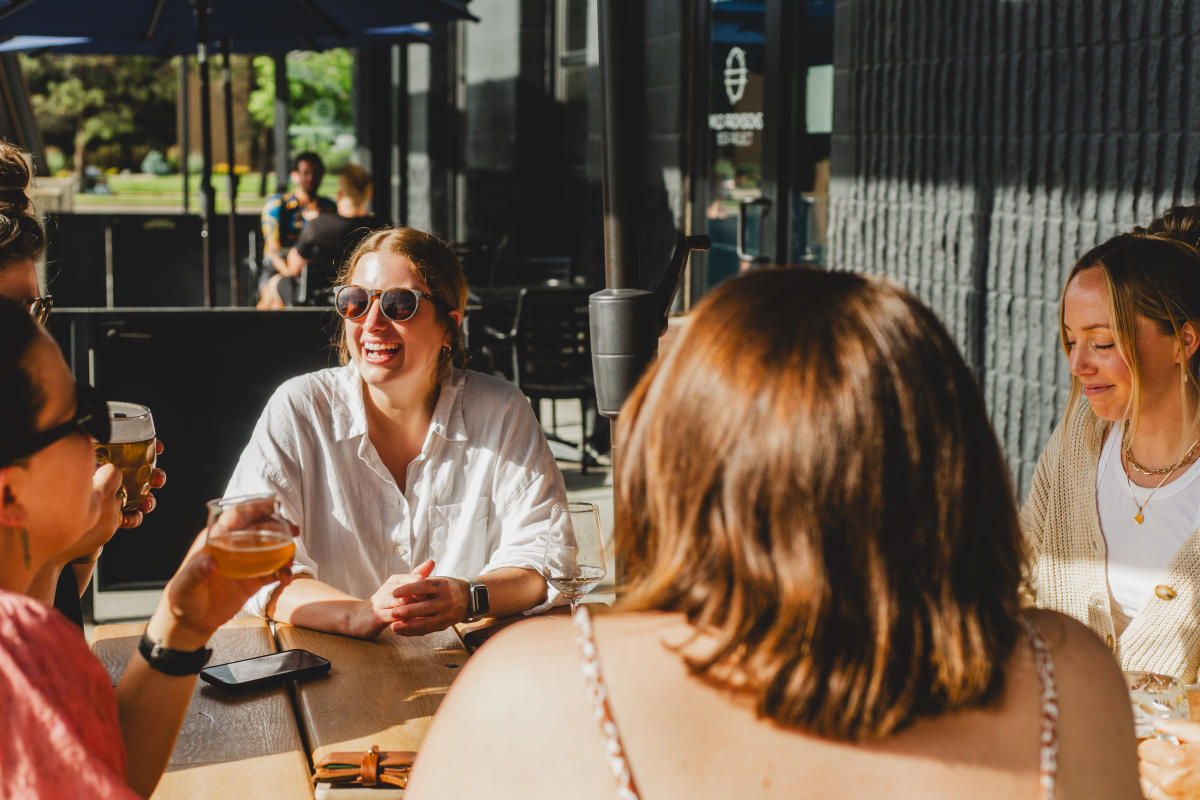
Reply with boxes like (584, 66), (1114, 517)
(543, 501), (607, 615)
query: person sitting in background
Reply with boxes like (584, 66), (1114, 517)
(279, 163), (387, 306)
(258, 151), (336, 309)
(1022, 231), (1200, 681)
(406, 267), (1138, 800)
(226, 227), (565, 639)
(0, 138), (164, 629)
(0, 297), (294, 797)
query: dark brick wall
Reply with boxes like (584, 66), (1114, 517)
(828, 0), (1200, 493)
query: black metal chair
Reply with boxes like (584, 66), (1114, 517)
(484, 283), (596, 472)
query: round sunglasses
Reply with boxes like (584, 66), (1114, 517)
(334, 285), (449, 323)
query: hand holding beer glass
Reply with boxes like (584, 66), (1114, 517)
(92, 401), (156, 513)
(203, 495), (297, 579)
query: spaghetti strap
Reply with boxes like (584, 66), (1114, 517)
(572, 608), (1058, 800)
(573, 605), (643, 800)
(1020, 616), (1060, 800)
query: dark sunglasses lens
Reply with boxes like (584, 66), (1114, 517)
(380, 289), (419, 321)
(336, 287), (370, 319)
(79, 387), (111, 443)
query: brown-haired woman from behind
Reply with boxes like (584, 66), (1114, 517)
(407, 267), (1138, 800)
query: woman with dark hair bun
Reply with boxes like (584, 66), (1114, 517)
(406, 267), (1137, 800)
(0, 139), (165, 628)
(0, 297), (294, 797)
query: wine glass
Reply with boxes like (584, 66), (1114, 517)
(1124, 671), (1190, 742)
(543, 501), (607, 616)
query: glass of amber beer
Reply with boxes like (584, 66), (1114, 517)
(92, 401), (156, 512)
(203, 494), (296, 579)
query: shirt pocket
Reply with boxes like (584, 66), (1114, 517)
(427, 501), (491, 576)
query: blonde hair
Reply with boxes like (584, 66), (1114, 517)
(1060, 233), (1200, 440)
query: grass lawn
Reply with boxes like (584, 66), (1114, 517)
(70, 172), (280, 214)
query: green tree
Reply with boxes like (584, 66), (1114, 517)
(248, 49), (354, 169)
(21, 54), (176, 182)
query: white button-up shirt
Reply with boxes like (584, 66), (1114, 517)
(226, 364), (566, 616)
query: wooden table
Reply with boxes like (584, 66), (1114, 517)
(276, 624), (467, 799)
(92, 618), (314, 800)
(277, 624), (467, 760)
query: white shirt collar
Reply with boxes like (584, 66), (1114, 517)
(330, 363), (469, 444)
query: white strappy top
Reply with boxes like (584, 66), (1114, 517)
(572, 607), (1060, 800)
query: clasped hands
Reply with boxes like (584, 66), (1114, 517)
(353, 559), (471, 638)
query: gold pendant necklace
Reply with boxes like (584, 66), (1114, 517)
(1126, 467), (1174, 524)
(1122, 423), (1200, 524)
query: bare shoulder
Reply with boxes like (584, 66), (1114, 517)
(406, 615), (603, 800)
(1022, 609), (1140, 798)
(1023, 609), (1120, 680)
(1023, 608), (1128, 710)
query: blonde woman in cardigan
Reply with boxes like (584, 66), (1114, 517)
(1023, 231), (1200, 682)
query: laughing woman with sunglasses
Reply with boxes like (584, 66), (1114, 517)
(0, 298), (293, 798)
(225, 227), (567, 638)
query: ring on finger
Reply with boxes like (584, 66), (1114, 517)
(116, 486), (128, 506)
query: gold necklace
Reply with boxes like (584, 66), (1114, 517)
(1123, 420), (1200, 475)
(1126, 466), (1175, 524)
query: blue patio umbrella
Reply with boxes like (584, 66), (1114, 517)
(0, 0), (472, 305)
(0, 0), (474, 44)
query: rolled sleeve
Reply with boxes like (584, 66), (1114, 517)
(480, 399), (568, 614)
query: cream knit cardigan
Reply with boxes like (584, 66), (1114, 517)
(1021, 401), (1200, 682)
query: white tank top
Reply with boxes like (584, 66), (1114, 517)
(1097, 429), (1200, 620)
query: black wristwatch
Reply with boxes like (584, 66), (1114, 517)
(463, 578), (490, 622)
(137, 629), (213, 676)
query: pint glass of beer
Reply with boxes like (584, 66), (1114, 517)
(203, 494), (296, 579)
(93, 402), (156, 512)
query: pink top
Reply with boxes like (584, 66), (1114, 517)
(0, 589), (135, 799)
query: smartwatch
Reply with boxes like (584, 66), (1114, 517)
(137, 629), (213, 676)
(463, 578), (490, 623)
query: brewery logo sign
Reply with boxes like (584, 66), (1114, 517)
(724, 47), (748, 106)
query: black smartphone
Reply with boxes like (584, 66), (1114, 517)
(200, 649), (331, 691)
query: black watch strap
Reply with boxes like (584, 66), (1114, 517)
(137, 629), (213, 676)
(464, 578), (490, 622)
